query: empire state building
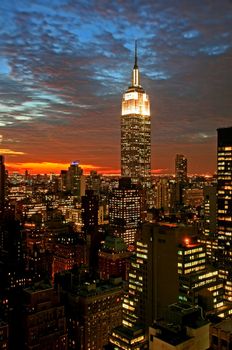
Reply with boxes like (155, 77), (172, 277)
(121, 43), (151, 189)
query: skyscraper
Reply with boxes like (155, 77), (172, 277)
(66, 161), (86, 199)
(175, 154), (188, 206)
(175, 154), (187, 183)
(0, 155), (5, 215)
(109, 178), (142, 245)
(217, 127), (232, 305)
(217, 127), (232, 266)
(121, 42), (151, 189)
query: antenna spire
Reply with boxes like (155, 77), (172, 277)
(134, 40), (138, 69)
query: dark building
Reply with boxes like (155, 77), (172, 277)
(98, 236), (131, 280)
(0, 320), (9, 350)
(200, 185), (217, 261)
(21, 283), (67, 350)
(175, 154), (188, 183)
(210, 318), (232, 350)
(175, 154), (188, 207)
(149, 303), (209, 349)
(56, 274), (124, 350)
(0, 155), (5, 216)
(81, 189), (99, 235)
(87, 170), (101, 196)
(53, 233), (88, 280)
(123, 223), (179, 329)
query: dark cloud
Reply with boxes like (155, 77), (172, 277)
(0, 0), (231, 173)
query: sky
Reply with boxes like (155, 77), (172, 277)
(0, 0), (232, 175)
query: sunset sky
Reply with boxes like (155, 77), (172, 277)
(0, 0), (232, 175)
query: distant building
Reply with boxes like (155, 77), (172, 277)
(81, 189), (99, 236)
(199, 185), (217, 261)
(183, 188), (204, 207)
(153, 178), (176, 214)
(175, 154), (188, 207)
(175, 154), (188, 183)
(87, 170), (101, 196)
(66, 161), (86, 198)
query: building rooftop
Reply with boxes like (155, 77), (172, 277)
(77, 277), (123, 298)
(212, 319), (232, 333)
(113, 324), (145, 340)
(25, 281), (52, 294)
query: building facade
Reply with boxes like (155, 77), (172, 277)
(175, 154), (188, 183)
(217, 127), (232, 266)
(109, 178), (142, 245)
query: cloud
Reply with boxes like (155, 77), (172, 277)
(0, 0), (232, 174)
(0, 148), (26, 155)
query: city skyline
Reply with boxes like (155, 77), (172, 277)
(0, 0), (232, 175)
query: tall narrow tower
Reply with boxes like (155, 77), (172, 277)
(0, 155), (5, 215)
(121, 42), (151, 189)
(217, 127), (232, 266)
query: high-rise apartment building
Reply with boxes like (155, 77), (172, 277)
(121, 43), (151, 189)
(199, 185), (217, 261)
(122, 223), (179, 329)
(175, 154), (188, 207)
(217, 127), (232, 307)
(109, 178), (142, 245)
(110, 223), (183, 349)
(0, 155), (5, 215)
(81, 189), (99, 235)
(217, 127), (232, 266)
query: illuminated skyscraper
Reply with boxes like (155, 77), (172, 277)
(217, 127), (232, 306)
(109, 178), (142, 245)
(217, 127), (232, 265)
(121, 42), (151, 189)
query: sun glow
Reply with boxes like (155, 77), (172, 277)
(6, 162), (100, 174)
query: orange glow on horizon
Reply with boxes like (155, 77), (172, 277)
(5, 162), (214, 176)
(6, 162), (101, 175)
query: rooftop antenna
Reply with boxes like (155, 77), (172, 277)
(134, 40), (138, 69)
